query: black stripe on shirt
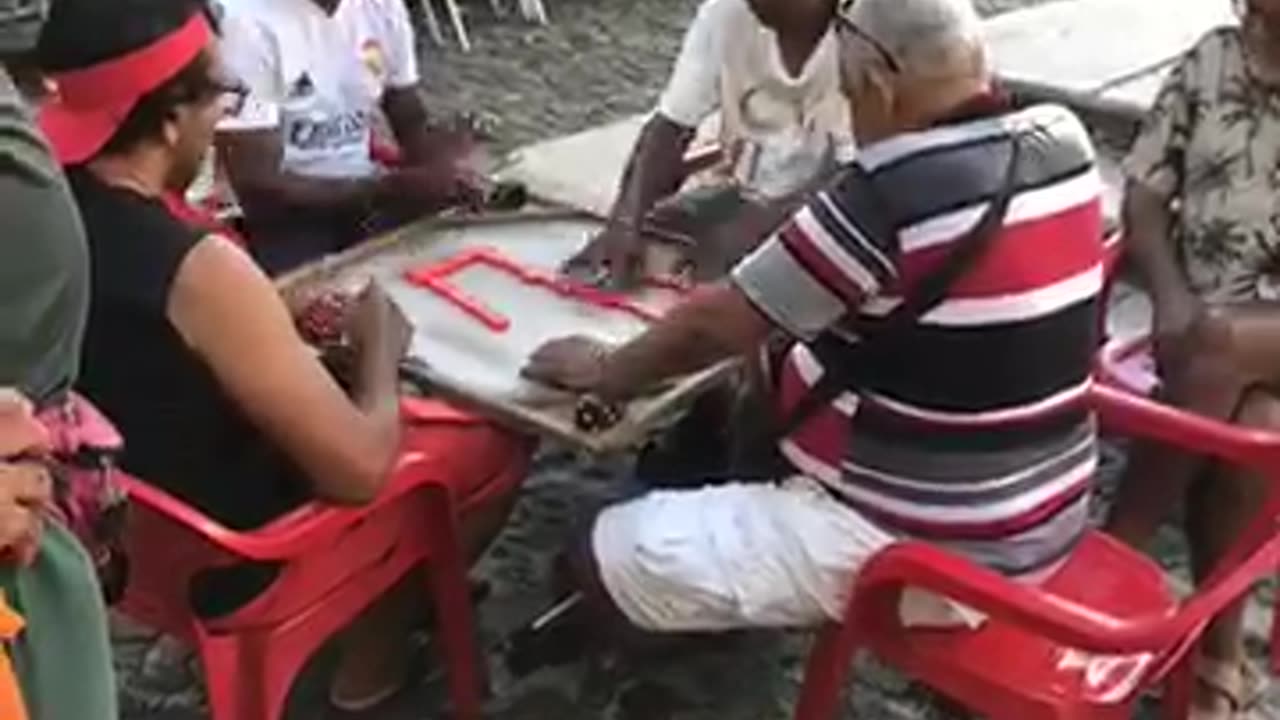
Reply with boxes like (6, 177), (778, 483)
(858, 296), (1100, 411)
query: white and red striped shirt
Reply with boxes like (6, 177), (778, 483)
(733, 103), (1104, 576)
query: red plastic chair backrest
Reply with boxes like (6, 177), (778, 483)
(118, 400), (519, 632)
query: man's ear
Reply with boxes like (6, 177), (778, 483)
(864, 66), (896, 115)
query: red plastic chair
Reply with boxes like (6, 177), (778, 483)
(794, 383), (1280, 720)
(1099, 333), (1280, 678)
(118, 399), (531, 720)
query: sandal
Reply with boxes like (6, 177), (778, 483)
(329, 635), (431, 715)
(1189, 657), (1267, 719)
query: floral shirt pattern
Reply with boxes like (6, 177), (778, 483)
(1125, 27), (1280, 303)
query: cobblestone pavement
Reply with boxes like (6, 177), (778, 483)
(116, 0), (1280, 718)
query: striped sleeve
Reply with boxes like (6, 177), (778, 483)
(731, 165), (898, 339)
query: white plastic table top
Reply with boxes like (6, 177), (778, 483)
(279, 212), (726, 453)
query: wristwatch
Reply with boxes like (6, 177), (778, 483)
(573, 344), (623, 433)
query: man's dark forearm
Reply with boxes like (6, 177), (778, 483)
(610, 115), (697, 227)
(382, 86), (455, 166)
(698, 166), (834, 272)
(595, 286), (769, 401)
(219, 132), (387, 218)
(1124, 181), (1190, 303)
(241, 173), (381, 216)
(718, 195), (807, 254)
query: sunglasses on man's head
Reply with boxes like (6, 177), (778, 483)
(834, 14), (901, 73)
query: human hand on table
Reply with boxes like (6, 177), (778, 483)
(0, 389), (52, 567)
(562, 222), (646, 290)
(521, 335), (611, 392)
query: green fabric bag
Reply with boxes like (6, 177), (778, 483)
(0, 521), (117, 720)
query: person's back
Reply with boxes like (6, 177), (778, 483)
(518, 0), (1106, 641)
(771, 100), (1104, 579)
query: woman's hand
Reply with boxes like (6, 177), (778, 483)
(522, 336), (611, 392)
(346, 282), (413, 362)
(0, 390), (52, 567)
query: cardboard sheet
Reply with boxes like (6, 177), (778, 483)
(494, 114), (721, 217)
(986, 0), (1234, 117)
(278, 211), (732, 454)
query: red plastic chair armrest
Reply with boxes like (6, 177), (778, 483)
(1091, 384), (1280, 471)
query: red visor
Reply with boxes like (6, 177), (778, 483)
(38, 12), (212, 165)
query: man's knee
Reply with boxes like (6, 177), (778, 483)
(557, 512), (629, 624)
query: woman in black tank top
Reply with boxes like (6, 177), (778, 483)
(35, 0), (524, 709)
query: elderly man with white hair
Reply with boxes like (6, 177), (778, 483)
(522, 0), (1106, 636)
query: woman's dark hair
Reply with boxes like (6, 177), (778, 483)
(34, 0), (221, 155)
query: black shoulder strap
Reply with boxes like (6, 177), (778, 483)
(777, 137), (1022, 437)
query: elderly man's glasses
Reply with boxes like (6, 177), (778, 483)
(835, 15), (901, 73)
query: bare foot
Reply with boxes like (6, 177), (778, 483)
(329, 639), (412, 712)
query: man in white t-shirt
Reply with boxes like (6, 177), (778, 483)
(567, 0), (853, 288)
(215, 0), (483, 274)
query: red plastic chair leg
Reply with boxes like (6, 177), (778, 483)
(199, 635), (246, 720)
(428, 557), (485, 719)
(197, 624), (311, 720)
(1159, 659), (1194, 720)
(794, 624), (860, 720)
(1272, 587), (1280, 674)
(197, 632), (292, 720)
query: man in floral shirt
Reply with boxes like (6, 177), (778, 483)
(1106, 1), (1280, 717)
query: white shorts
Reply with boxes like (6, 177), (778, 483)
(591, 476), (985, 632)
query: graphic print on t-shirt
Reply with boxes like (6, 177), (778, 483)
(278, 64), (376, 178)
(360, 39), (388, 90)
(217, 0), (421, 179)
(730, 81), (838, 198)
(288, 72), (314, 99)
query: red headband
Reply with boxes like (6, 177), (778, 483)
(38, 13), (213, 165)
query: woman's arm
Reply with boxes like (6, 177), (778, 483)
(166, 235), (404, 504)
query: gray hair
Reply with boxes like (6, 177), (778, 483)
(843, 0), (988, 78)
